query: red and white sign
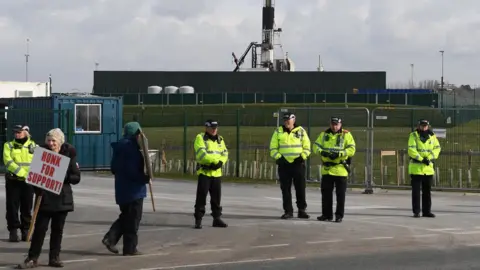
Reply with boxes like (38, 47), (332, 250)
(26, 147), (70, 195)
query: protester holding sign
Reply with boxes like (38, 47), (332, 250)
(17, 128), (81, 269)
(3, 124), (36, 242)
(102, 122), (150, 256)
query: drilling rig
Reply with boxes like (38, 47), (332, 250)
(232, 0), (295, 72)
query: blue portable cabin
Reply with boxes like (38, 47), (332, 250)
(0, 94), (123, 171)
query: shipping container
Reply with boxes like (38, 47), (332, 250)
(0, 94), (123, 171)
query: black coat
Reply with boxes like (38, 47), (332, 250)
(35, 143), (81, 212)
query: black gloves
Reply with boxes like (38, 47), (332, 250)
(422, 158), (430, 166)
(210, 161), (223, 170)
(321, 151), (330, 158)
(328, 152), (339, 159)
(276, 156), (288, 165)
(321, 151), (339, 159)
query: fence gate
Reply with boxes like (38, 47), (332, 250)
(277, 107), (371, 189)
(371, 107), (480, 191)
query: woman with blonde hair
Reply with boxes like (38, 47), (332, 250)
(17, 128), (81, 269)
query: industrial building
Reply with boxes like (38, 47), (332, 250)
(92, 0), (386, 96)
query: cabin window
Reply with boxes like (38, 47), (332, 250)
(74, 104), (102, 134)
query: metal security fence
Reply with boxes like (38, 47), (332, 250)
(370, 107), (480, 191)
(274, 107), (371, 187)
(142, 106), (480, 192)
(100, 92), (439, 107)
(139, 107), (372, 188)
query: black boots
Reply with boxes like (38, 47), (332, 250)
(212, 218), (228, 228)
(48, 256), (64, 268)
(16, 258), (38, 269)
(102, 237), (119, 254)
(194, 219), (202, 229)
(281, 210), (310, 220)
(194, 218), (228, 229)
(298, 210), (310, 219)
(9, 230), (19, 242)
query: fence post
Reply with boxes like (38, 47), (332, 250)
(236, 108), (240, 178)
(183, 111), (187, 174)
(306, 107), (311, 180)
(364, 107), (374, 194)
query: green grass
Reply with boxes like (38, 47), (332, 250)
(125, 103), (480, 189)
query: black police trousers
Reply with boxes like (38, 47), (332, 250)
(278, 162), (307, 213)
(321, 175), (347, 219)
(5, 176), (34, 232)
(194, 174), (222, 220)
(411, 174), (433, 215)
(28, 210), (68, 260)
(104, 198), (143, 254)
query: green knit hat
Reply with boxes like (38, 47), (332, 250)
(123, 122), (142, 137)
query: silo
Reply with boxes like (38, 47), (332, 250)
(164, 86), (178, 94)
(147, 85), (162, 94)
(178, 86), (195, 94)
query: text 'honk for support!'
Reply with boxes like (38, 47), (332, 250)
(27, 151), (64, 193)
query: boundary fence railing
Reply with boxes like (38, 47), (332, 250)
(141, 107), (480, 193)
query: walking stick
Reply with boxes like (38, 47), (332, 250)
(27, 195), (42, 242)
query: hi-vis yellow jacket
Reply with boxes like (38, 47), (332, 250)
(3, 138), (36, 179)
(313, 129), (356, 177)
(194, 133), (228, 177)
(269, 125), (311, 163)
(408, 130), (441, 175)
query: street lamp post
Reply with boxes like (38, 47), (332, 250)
(410, 63), (414, 88)
(439, 50), (444, 90)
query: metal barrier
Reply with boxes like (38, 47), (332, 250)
(274, 107), (371, 189)
(370, 107), (480, 191)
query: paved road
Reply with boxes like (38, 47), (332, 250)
(1, 174), (480, 269)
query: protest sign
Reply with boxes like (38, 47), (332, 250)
(26, 147), (70, 195)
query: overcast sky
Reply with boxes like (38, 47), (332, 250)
(1, 0), (479, 92)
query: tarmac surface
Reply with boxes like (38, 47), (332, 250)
(1, 174), (480, 269)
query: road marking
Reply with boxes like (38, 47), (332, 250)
(64, 258), (98, 263)
(428, 228), (462, 232)
(361, 236), (394, 240)
(51, 227), (179, 240)
(451, 231), (480, 235)
(251, 244), (290, 248)
(306, 239), (343, 244)
(352, 219), (451, 233)
(189, 248), (232, 254)
(411, 234), (438, 238)
(0, 258), (97, 269)
(466, 243), (480, 247)
(134, 256), (297, 270)
(57, 220), (281, 240)
(119, 252), (170, 258)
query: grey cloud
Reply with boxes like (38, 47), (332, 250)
(1, 0), (480, 91)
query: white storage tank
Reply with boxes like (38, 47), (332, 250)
(178, 86), (195, 94)
(147, 85), (162, 94)
(164, 86), (178, 94)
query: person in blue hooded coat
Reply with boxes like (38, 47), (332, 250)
(102, 122), (150, 256)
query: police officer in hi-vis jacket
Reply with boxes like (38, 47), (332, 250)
(314, 117), (356, 223)
(408, 119), (441, 218)
(193, 119), (229, 229)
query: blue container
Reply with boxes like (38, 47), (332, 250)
(0, 94), (123, 170)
